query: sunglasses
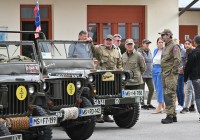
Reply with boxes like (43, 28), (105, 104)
(116, 40), (121, 42)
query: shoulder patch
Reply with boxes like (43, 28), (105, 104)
(173, 45), (179, 53)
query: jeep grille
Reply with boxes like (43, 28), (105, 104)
(93, 72), (122, 98)
(47, 79), (83, 108)
(0, 83), (36, 117)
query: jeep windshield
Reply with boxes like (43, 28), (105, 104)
(37, 40), (93, 60)
(0, 41), (37, 63)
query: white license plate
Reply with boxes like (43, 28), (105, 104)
(79, 106), (101, 117)
(0, 134), (22, 140)
(122, 90), (143, 98)
(30, 115), (58, 127)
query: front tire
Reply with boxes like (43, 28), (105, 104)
(23, 106), (52, 140)
(114, 103), (140, 128)
(62, 97), (95, 140)
(0, 122), (11, 136)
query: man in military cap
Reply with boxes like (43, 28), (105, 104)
(159, 29), (181, 124)
(93, 34), (122, 123)
(94, 34), (122, 70)
(122, 39), (146, 90)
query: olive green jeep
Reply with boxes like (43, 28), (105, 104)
(36, 39), (144, 129)
(0, 40), (55, 140)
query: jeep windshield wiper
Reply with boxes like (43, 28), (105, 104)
(51, 42), (61, 56)
(11, 45), (20, 56)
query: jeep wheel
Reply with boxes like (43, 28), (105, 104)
(114, 103), (140, 128)
(62, 97), (95, 140)
(0, 122), (11, 136)
(23, 106), (52, 140)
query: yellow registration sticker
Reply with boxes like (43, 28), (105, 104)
(102, 72), (114, 81)
(67, 83), (75, 96)
(16, 86), (27, 101)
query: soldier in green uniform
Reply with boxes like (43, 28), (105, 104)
(93, 34), (122, 123)
(94, 34), (122, 70)
(159, 29), (181, 124)
(122, 39), (146, 89)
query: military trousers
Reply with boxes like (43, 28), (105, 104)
(162, 72), (178, 117)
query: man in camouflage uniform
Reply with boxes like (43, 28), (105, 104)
(159, 29), (181, 124)
(93, 34), (122, 123)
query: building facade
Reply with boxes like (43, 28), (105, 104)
(1, 0), (180, 50)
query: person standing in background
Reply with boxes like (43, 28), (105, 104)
(113, 34), (122, 57)
(122, 39), (146, 90)
(184, 35), (200, 121)
(152, 37), (165, 113)
(173, 38), (186, 111)
(138, 39), (155, 110)
(181, 39), (196, 113)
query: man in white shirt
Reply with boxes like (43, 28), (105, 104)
(113, 34), (122, 57)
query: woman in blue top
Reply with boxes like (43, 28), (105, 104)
(152, 37), (165, 113)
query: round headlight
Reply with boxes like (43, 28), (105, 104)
(29, 86), (35, 94)
(122, 74), (126, 81)
(43, 82), (47, 90)
(88, 75), (94, 83)
(76, 81), (82, 89)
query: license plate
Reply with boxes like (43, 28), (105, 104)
(79, 106), (101, 117)
(122, 90), (143, 98)
(0, 134), (22, 140)
(30, 115), (58, 127)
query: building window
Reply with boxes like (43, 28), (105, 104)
(21, 7), (49, 18)
(118, 23), (126, 42)
(88, 23), (98, 43)
(103, 23), (111, 39)
(132, 23), (140, 43)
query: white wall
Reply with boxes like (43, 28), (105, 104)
(0, 0), (179, 50)
(179, 11), (200, 34)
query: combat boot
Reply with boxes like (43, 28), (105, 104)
(161, 115), (173, 124)
(173, 116), (177, 122)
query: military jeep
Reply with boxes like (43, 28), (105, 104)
(0, 40), (56, 140)
(35, 39), (101, 140)
(36, 39), (144, 129)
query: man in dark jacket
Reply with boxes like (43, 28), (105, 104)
(184, 35), (200, 121)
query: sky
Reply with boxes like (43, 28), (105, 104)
(179, 0), (200, 8)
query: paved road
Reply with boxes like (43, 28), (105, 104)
(52, 100), (200, 140)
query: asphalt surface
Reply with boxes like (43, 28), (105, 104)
(52, 100), (200, 140)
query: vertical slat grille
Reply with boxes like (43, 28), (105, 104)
(95, 72), (122, 98)
(49, 79), (78, 107)
(2, 83), (30, 116)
